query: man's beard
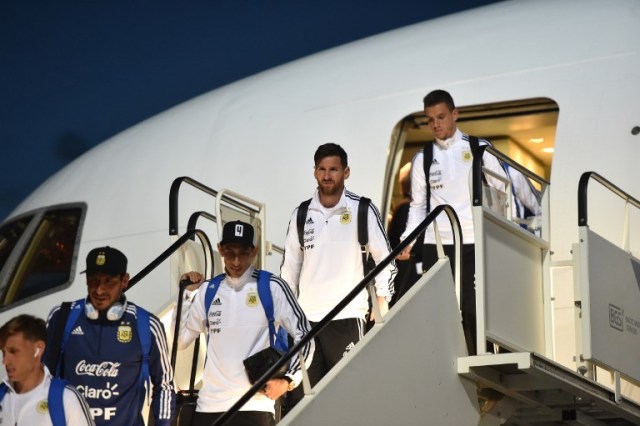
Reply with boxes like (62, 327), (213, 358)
(319, 181), (341, 196)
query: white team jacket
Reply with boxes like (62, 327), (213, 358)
(176, 267), (314, 414)
(0, 367), (94, 425)
(402, 129), (540, 245)
(281, 188), (396, 322)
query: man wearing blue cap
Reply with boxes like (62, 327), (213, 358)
(44, 246), (176, 425)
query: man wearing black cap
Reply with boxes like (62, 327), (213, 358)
(176, 221), (314, 426)
(44, 246), (176, 426)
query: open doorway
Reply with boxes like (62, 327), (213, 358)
(383, 97), (559, 221)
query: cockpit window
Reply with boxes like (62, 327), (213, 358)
(0, 216), (33, 274)
(0, 204), (85, 310)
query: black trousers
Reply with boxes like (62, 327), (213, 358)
(389, 254), (422, 307)
(284, 318), (365, 414)
(422, 243), (480, 355)
(190, 410), (275, 426)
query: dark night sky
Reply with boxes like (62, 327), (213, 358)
(0, 1), (501, 221)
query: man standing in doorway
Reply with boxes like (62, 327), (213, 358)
(398, 89), (540, 355)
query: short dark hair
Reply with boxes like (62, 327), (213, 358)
(0, 314), (47, 347)
(314, 143), (348, 168)
(423, 89), (456, 111)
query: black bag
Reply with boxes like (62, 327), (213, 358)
(172, 390), (198, 426)
(150, 279), (200, 426)
(243, 347), (289, 385)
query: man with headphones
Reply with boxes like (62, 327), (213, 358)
(44, 246), (176, 425)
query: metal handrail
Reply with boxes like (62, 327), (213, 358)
(472, 145), (549, 207)
(187, 211), (217, 241)
(212, 204), (461, 425)
(169, 176), (260, 236)
(127, 228), (213, 291)
(577, 171), (640, 227)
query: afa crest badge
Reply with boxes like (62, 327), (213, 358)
(246, 292), (258, 307)
(37, 400), (49, 414)
(117, 325), (133, 343)
(340, 210), (352, 225)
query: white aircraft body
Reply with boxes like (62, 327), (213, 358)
(2, 0), (640, 424)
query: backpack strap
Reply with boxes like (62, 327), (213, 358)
(357, 197), (379, 324)
(468, 135), (480, 153)
(204, 274), (225, 317)
(0, 382), (8, 403)
(136, 306), (152, 406)
(47, 301), (72, 377)
(48, 378), (67, 426)
(357, 198), (370, 246)
(357, 197), (370, 268)
(296, 199), (312, 249)
(468, 135), (489, 185)
(58, 300), (84, 377)
(256, 270), (288, 353)
(422, 141), (434, 213)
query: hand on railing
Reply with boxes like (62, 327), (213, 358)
(179, 271), (205, 291)
(396, 244), (413, 261)
(369, 296), (389, 322)
(261, 378), (289, 401)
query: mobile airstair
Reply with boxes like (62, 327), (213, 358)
(141, 152), (640, 425)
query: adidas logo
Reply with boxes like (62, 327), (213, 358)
(432, 158), (439, 165)
(342, 342), (356, 357)
(212, 298), (221, 306)
(305, 217), (314, 225)
(71, 326), (84, 335)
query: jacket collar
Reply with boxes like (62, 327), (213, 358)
(311, 187), (348, 214)
(435, 128), (462, 149)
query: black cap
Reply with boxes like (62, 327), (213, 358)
(219, 221), (255, 247)
(82, 246), (128, 276)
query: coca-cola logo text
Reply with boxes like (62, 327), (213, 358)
(75, 361), (121, 377)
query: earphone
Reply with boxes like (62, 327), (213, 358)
(34, 347), (40, 358)
(84, 298), (127, 321)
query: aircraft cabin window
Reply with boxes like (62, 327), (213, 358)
(0, 205), (85, 310)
